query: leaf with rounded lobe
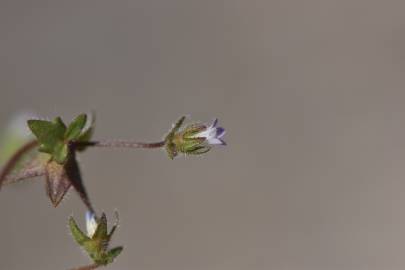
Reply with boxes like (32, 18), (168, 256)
(27, 117), (66, 154)
(65, 114), (87, 141)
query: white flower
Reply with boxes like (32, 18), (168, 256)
(86, 211), (98, 238)
(192, 119), (226, 145)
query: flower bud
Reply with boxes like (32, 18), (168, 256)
(69, 212), (123, 266)
(164, 117), (226, 159)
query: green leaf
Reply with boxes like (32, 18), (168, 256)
(187, 145), (211, 155)
(164, 116), (186, 143)
(69, 216), (90, 245)
(65, 114), (87, 141)
(106, 246), (123, 264)
(183, 124), (205, 138)
(83, 240), (101, 261)
(165, 143), (177, 160)
(93, 213), (108, 240)
(69, 212), (122, 267)
(27, 117), (66, 154)
(164, 116), (187, 159)
(53, 117), (67, 134)
(52, 143), (69, 164)
(172, 116), (186, 133)
(77, 113), (96, 151)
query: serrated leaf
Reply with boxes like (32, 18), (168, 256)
(65, 114), (87, 141)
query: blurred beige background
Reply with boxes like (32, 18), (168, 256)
(1, 0), (405, 269)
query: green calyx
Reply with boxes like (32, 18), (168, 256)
(164, 116), (211, 159)
(164, 116), (185, 159)
(27, 113), (95, 164)
(69, 213), (123, 266)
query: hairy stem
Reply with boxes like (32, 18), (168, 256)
(3, 166), (45, 185)
(69, 264), (99, 270)
(0, 140), (38, 189)
(74, 140), (165, 149)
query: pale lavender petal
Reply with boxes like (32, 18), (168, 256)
(195, 128), (210, 138)
(211, 118), (219, 128)
(86, 211), (95, 222)
(216, 127), (225, 138)
(207, 138), (224, 145)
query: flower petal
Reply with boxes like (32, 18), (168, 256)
(207, 138), (225, 145)
(193, 128), (210, 139)
(215, 127), (225, 138)
(86, 211), (98, 238)
(211, 118), (218, 128)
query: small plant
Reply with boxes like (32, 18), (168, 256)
(69, 212), (122, 269)
(0, 113), (226, 269)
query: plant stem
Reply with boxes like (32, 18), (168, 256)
(3, 166), (45, 185)
(74, 140), (165, 149)
(0, 140), (38, 189)
(69, 263), (99, 270)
